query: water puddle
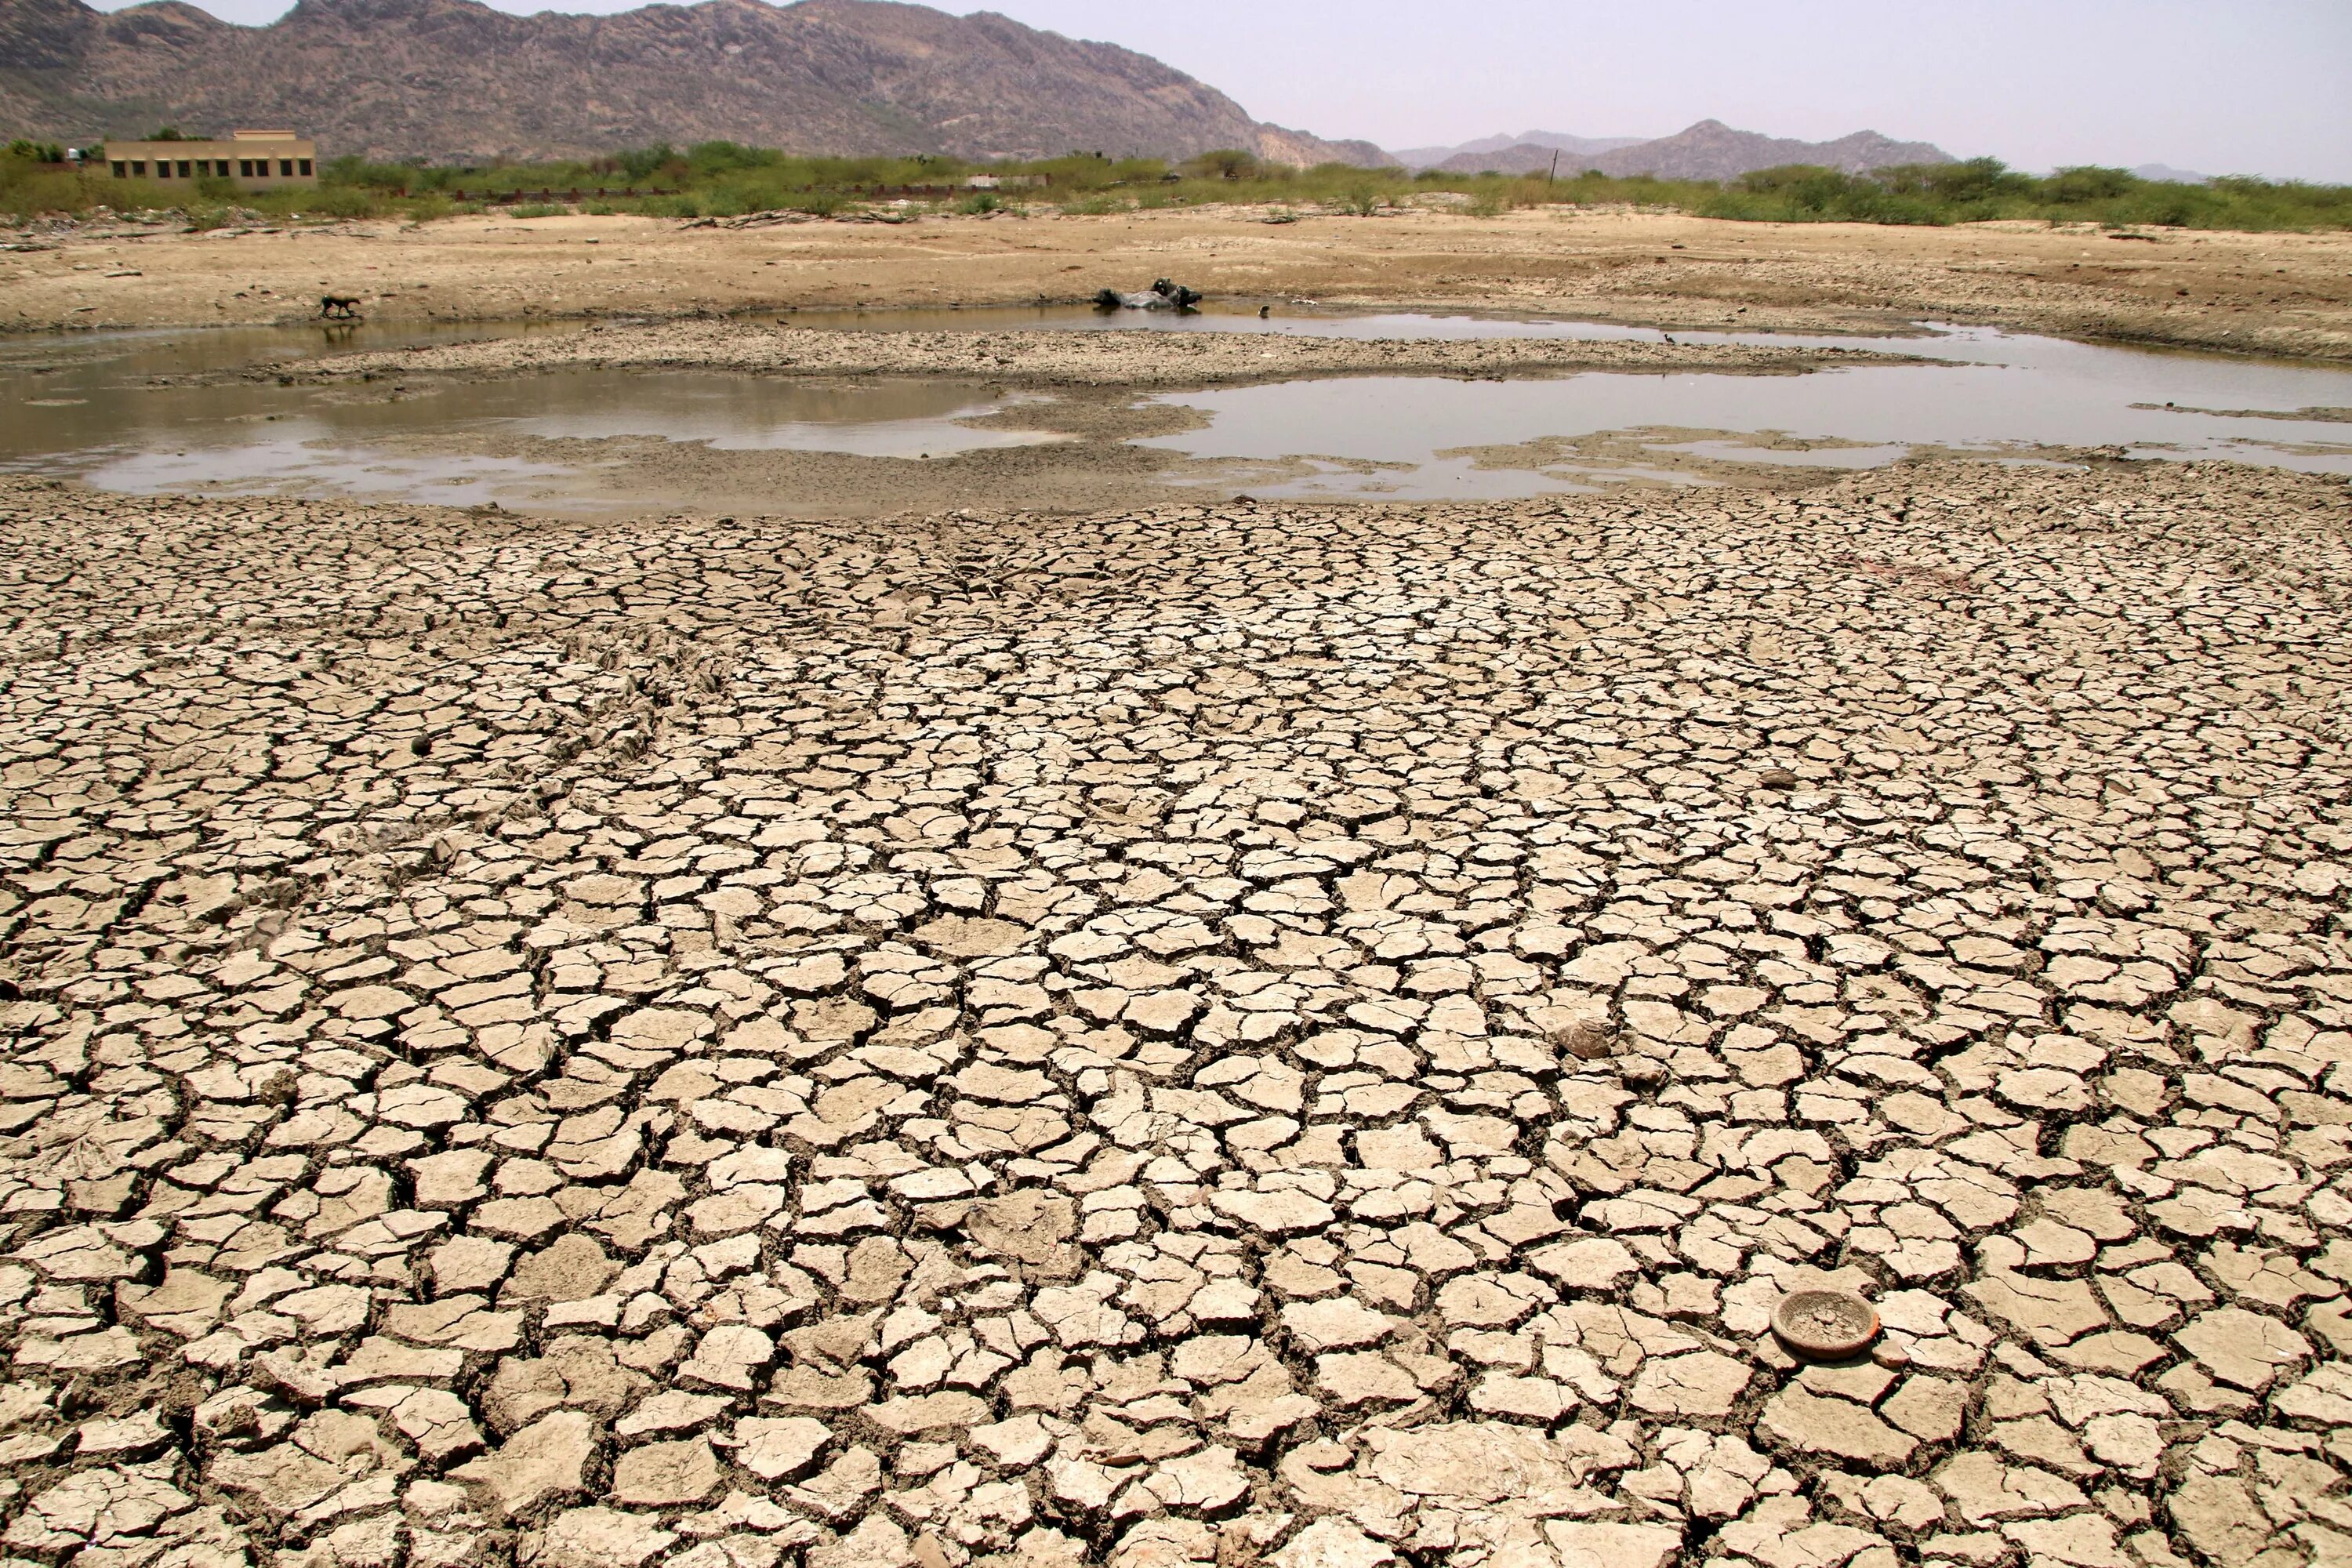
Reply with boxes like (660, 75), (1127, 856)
(0, 318), (586, 383)
(1139, 328), (2352, 499)
(2, 326), (1054, 512)
(85, 441), (585, 510)
(2, 314), (2349, 512)
(493, 378), (1056, 458)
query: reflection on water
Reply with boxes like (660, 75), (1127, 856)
(1, 325), (1055, 512)
(0, 318), (586, 386)
(86, 441), (586, 509)
(3, 315), (2350, 511)
(1139, 328), (2352, 499)
(494, 379), (1055, 456)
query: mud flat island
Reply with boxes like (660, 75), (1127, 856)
(263, 319), (1903, 389)
(3, 456), (2351, 1566)
(6, 206), (2349, 361)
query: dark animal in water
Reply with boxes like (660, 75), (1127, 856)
(320, 295), (362, 319)
(1258, 304), (1271, 319)
(1094, 278), (1203, 311)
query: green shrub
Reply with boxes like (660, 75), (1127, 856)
(618, 143), (681, 183)
(687, 140), (780, 177)
(1182, 149), (1260, 180)
(303, 185), (383, 218)
(2045, 166), (2136, 203)
(22, 135), (2323, 234)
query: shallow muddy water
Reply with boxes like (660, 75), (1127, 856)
(1142, 326), (2352, 499)
(1, 326), (1051, 509)
(3, 314), (2347, 511)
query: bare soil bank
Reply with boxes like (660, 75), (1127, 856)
(6, 206), (2348, 359)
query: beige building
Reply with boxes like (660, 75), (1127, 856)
(100, 129), (318, 190)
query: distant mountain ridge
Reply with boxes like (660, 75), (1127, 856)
(0, 0), (1394, 166)
(1389, 129), (1644, 169)
(1405, 120), (1954, 180)
(1593, 122), (1952, 180)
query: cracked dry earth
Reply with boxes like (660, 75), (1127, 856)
(2, 459), (2352, 1568)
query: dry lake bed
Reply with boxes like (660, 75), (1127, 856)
(1, 282), (2351, 1568)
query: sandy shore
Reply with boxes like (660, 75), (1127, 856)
(2, 458), (2350, 1566)
(6, 205), (2348, 359)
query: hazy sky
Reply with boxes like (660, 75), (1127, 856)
(88, 0), (2352, 180)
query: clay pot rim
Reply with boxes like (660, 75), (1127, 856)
(1770, 1287), (1882, 1360)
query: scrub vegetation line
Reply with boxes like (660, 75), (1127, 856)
(7, 139), (2350, 233)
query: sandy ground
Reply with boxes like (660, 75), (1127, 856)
(3, 458), (2352, 1568)
(5, 205), (2350, 359)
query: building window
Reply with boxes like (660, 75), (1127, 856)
(111, 161), (126, 178)
(238, 159), (254, 177)
(156, 162), (172, 179)
(131, 160), (147, 176)
(278, 159), (293, 176)
(178, 161), (191, 178)
(298, 158), (313, 176)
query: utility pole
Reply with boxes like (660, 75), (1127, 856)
(1548, 150), (1559, 187)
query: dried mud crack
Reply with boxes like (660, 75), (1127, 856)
(1, 460), (2350, 1568)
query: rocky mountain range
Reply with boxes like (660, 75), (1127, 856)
(0, 0), (1964, 183)
(1408, 120), (1953, 180)
(0, 0), (1392, 166)
(1387, 129), (1644, 171)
